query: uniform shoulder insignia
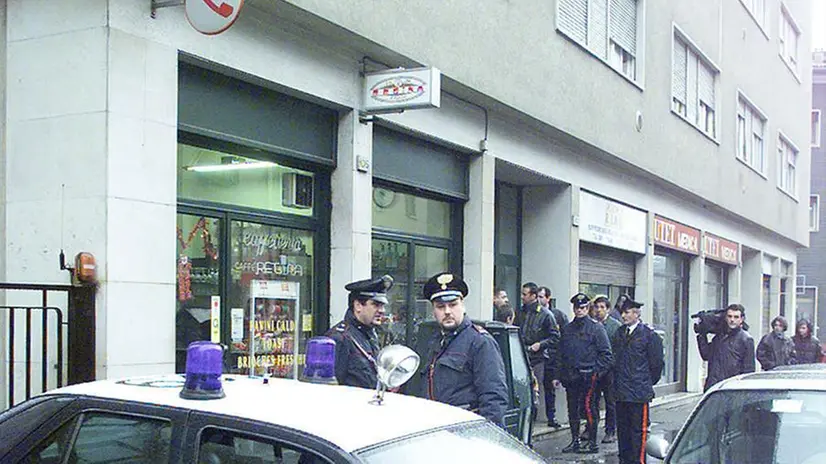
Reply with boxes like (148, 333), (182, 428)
(472, 324), (489, 335)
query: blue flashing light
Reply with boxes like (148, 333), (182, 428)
(180, 341), (226, 400)
(301, 336), (337, 385)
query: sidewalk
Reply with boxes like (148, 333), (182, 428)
(531, 391), (702, 441)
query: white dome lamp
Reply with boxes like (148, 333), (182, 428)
(371, 345), (420, 405)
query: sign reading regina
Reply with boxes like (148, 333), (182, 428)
(363, 67), (441, 113)
(186, 0), (245, 35)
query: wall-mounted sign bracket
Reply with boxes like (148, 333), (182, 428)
(151, 0), (184, 18)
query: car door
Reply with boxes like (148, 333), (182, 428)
(181, 412), (355, 464)
(2, 395), (189, 464)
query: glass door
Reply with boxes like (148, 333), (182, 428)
(371, 239), (449, 348)
(653, 251), (689, 394)
(175, 213), (222, 372)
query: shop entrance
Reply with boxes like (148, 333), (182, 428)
(653, 250), (689, 394)
(579, 242), (636, 308)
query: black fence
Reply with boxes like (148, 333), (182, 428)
(1, 283), (96, 407)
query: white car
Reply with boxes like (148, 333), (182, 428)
(647, 367), (826, 464)
(0, 341), (545, 463)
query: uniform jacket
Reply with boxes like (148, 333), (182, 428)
(326, 311), (379, 389)
(551, 307), (569, 330)
(423, 318), (509, 426)
(611, 323), (664, 403)
(558, 315), (613, 386)
(697, 327), (755, 390)
(792, 320), (824, 364)
(756, 332), (796, 370)
(519, 302), (560, 367)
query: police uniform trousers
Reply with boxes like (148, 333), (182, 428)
(565, 373), (600, 441)
(616, 401), (649, 464)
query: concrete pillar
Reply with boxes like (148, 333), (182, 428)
(463, 150), (495, 320)
(686, 256), (705, 393)
(330, 113), (373, 324)
(636, 212), (655, 323)
(5, 1), (179, 381)
(570, 186), (582, 300)
(0, 0), (6, 411)
(741, 250), (762, 330)
(521, 184), (574, 310)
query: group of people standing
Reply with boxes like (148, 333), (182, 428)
(494, 284), (664, 463)
(755, 315), (824, 371)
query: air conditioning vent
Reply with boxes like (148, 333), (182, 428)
(282, 173), (313, 209)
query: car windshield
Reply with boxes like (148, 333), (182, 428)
(668, 390), (826, 464)
(355, 421), (544, 463)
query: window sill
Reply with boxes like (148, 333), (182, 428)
(556, 29), (645, 92)
(777, 186), (799, 202)
(739, 0), (770, 40)
(735, 156), (768, 179)
(779, 54), (802, 84)
(671, 109), (720, 145)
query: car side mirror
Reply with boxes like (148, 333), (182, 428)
(646, 435), (669, 460)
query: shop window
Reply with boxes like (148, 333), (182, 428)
(372, 188), (451, 238)
(178, 143), (314, 217)
(704, 262), (728, 310)
(762, 275), (771, 334)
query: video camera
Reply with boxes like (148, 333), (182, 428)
(691, 308), (749, 335)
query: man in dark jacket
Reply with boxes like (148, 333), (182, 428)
(792, 319), (824, 364)
(326, 275), (394, 389)
(591, 294), (622, 443)
(520, 282), (561, 428)
(697, 303), (755, 391)
(539, 286), (570, 329)
(422, 272), (509, 426)
(557, 292), (613, 454)
(756, 316), (796, 370)
(612, 296), (664, 464)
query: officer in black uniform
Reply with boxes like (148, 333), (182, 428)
(558, 292), (613, 454)
(325, 275), (393, 389)
(421, 272), (509, 426)
(612, 295), (664, 464)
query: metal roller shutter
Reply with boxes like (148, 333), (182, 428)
(579, 242), (636, 287)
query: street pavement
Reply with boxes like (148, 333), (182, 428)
(532, 397), (699, 463)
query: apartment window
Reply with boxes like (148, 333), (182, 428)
(672, 33), (718, 139)
(557, 0), (641, 81)
(736, 94), (767, 174)
(810, 195), (821, 232)
(778, 3), (800, 73)
(813, 110), (822, 147)
(741, 0), (766, 29)
(777, 134), (798, 196)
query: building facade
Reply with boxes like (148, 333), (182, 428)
(0, 0), (812, 407)
(798, 50), (826, 340)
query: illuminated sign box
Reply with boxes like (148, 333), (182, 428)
(363, 67), (441, 113)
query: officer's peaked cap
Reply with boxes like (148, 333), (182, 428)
(570, 292), (591, 308)
(346, 275), (394, 304)
(423, 272), (469, 303)
(619, 293), (643, 311)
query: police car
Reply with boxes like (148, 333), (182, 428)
(647, 367), (826, 464)
(0, 339), (544, 463)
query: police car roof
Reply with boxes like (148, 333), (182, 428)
(42, 374), (482, 452)
(711, 369), (826, 393)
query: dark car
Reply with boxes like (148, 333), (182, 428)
(410, 320), (535, 446)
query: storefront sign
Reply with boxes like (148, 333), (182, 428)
(363, 67), (441, 113)
(653, 216), (700, 255)
(247, 280), (301, 378)
(185, 0), (245, 35)
(579, 192), (647, 254)
(243, 233), (305, 256)
(703, 233), (739, 265)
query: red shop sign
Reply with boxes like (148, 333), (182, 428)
(654, 216), (701, 255)
(703, 233), (739, 265)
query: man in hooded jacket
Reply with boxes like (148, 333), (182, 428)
(756, 316), (796, 370)
(792, 319), (824, 364)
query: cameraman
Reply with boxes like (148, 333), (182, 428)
(697, 303), (755, 391)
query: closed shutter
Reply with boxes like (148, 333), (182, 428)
(698, 61), (715, 109)
(579, 243), (636, 287)
(672, 39), (687, 104)
(559, 0), (589, 44)
(589, 0), (609, 58)
(610, 0), (637, 54)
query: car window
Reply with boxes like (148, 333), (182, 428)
(0, 396), (74, 457)
(355, 421), (544, 463)
(669, 390), (826, 464)
(22, 412), (172, 464)
(198, 427), (330, 464)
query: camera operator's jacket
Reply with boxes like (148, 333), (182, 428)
(697, 327), (755, 391)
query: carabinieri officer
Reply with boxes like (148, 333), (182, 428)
(421, 272), (509, 426)
(326, 275), (393, 389)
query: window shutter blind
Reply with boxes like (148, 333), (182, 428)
(672, 39), (687, 103)
(610, 0), (637, 54)
(559, 0), (589, 44)
(698, 61), (715, 109)
(589, 0), (608, 59)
